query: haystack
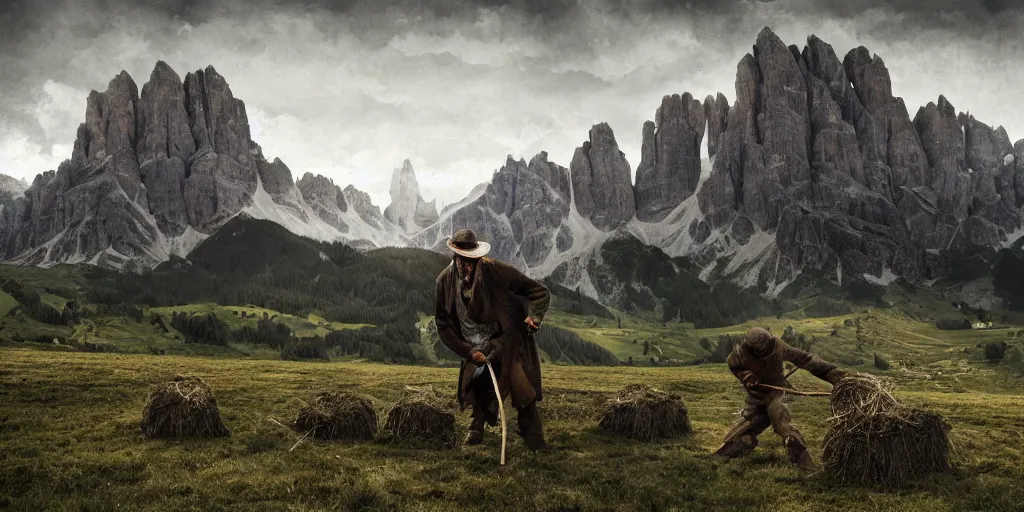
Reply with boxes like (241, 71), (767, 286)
(293, 392), (378, 441)
(384, 390), (457, 447)
(141, 375), (230, 439)
(822, 373), (952, 487)
(598, 384), (691, 441)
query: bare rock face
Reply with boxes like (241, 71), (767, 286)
(963, 115), (1017, 216)
(0, 69), (166, 268)
(704, 93), (729, 159)
(297, 173), (349, 233)
(255, 148), (308, 222)
(802, 36), (891, 198)
(756, 29), (811, 190)
(1015, 140), (1024, 209)
(425, 152), (571, 268)
(384, 159), (438, 233)
(182, 66), (258, 233)
(634, 93), (706, 222)
(0, 62), (318, 268)
(343, 184), (387, 230)
(570, 123), (636, 230)
(695, 28), (934, 286)
(529, 152), (571, 204)
(844, 48), (931, 194)
(137, 61), (193, 237)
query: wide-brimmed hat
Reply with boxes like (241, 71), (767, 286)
(742, 327), (777, 358)
(446, 228), (490, 259)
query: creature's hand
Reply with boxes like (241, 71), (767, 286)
(742, 374), (759, 390)
(825, 369), (848, 385)
(471, 351), (488, 366)
(524, 317), (540, 332)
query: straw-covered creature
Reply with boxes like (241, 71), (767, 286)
(293, 391), (378, 441)
(141, 375), (230, 439)
(822, 373), (952, 487)
(598, 384), (691, 441)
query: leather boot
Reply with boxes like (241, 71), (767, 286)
(464, 416), (486, 445)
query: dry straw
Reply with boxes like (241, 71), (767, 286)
(822, 373), (952, 487)
(293, 391), (378, 441)
(598, 384), (691, 441)
(384, 388), (457, 447)
(141, 375), (230, 439)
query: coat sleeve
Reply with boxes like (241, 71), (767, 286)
(434, 275), (473, 359)
(491, 259), (551, 322)
(779, 340), (837, 382)
(727, 349), (755, 384)
(479, 336), (503, 363)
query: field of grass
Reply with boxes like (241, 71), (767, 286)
(0, 291), (16, 317)
(148, 304), (372, 338)
(1, 348), (1022, 511)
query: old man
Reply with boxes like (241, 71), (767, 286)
(434, 228), (551, 450)
(715, 327), (846, 470)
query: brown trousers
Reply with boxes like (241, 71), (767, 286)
(719, 393), (807, 459)
(466, 361), (545, 450)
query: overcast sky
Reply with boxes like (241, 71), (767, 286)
(1, 0), (1021, 209)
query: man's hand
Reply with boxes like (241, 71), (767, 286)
(471, 351), (488, 366)
(524, 317), (540, 331)
(742, 374), (759, 390)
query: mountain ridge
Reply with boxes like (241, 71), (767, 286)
(2, 28), (1022, 308)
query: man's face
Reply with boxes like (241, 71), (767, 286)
(456, 256), (478, 284)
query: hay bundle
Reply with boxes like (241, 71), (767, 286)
(822, 373), (952, 487)
(141, 375), (230, 439)
(294, 392), (378, 441)
(384, 392), (456, 446)
(598, 384), (691, 441)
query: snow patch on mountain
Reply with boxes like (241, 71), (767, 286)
(628, 158), (711, 257)
(244, 175), (346, 244)
(863, 267), (899, 286)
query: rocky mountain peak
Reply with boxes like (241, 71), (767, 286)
(635, 92), (706, 222)
(342, 184), (399, 238)
(384, 159), (438, 233)
(571, 122), (636, 231)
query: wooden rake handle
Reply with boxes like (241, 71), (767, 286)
(755, 383), (832, 397)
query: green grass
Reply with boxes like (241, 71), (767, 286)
(0, 291), (16, 317)
(147, 304), (372, 338)
(1, 348), (1021, 511)
(0, 262), (87, 291)
(38, 292), (68, 311)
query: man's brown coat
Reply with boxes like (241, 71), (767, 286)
(434, 257), (550, 409)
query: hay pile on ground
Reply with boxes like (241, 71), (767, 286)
(384, 390), (456, 447)
(822, 373), (952, 487)
(598, 384), (691, 441)
(141, 375), (230, 439)
(293, 392), (378, 441)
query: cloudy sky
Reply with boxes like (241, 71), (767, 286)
(1, 0), (1021, 209)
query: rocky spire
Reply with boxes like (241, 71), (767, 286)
(570, 123), (636, 231)
(384, 159), (438, 233)
(634, 93), (706, 222)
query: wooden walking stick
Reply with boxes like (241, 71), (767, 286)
(485, 361), (507, 466)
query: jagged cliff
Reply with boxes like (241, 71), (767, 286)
(2, 29), (1021, 303)
(0, 62), (404, 267)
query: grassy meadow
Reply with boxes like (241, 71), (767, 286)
(2, 345), (1023, 512)
(2, 256), (1024, 510)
